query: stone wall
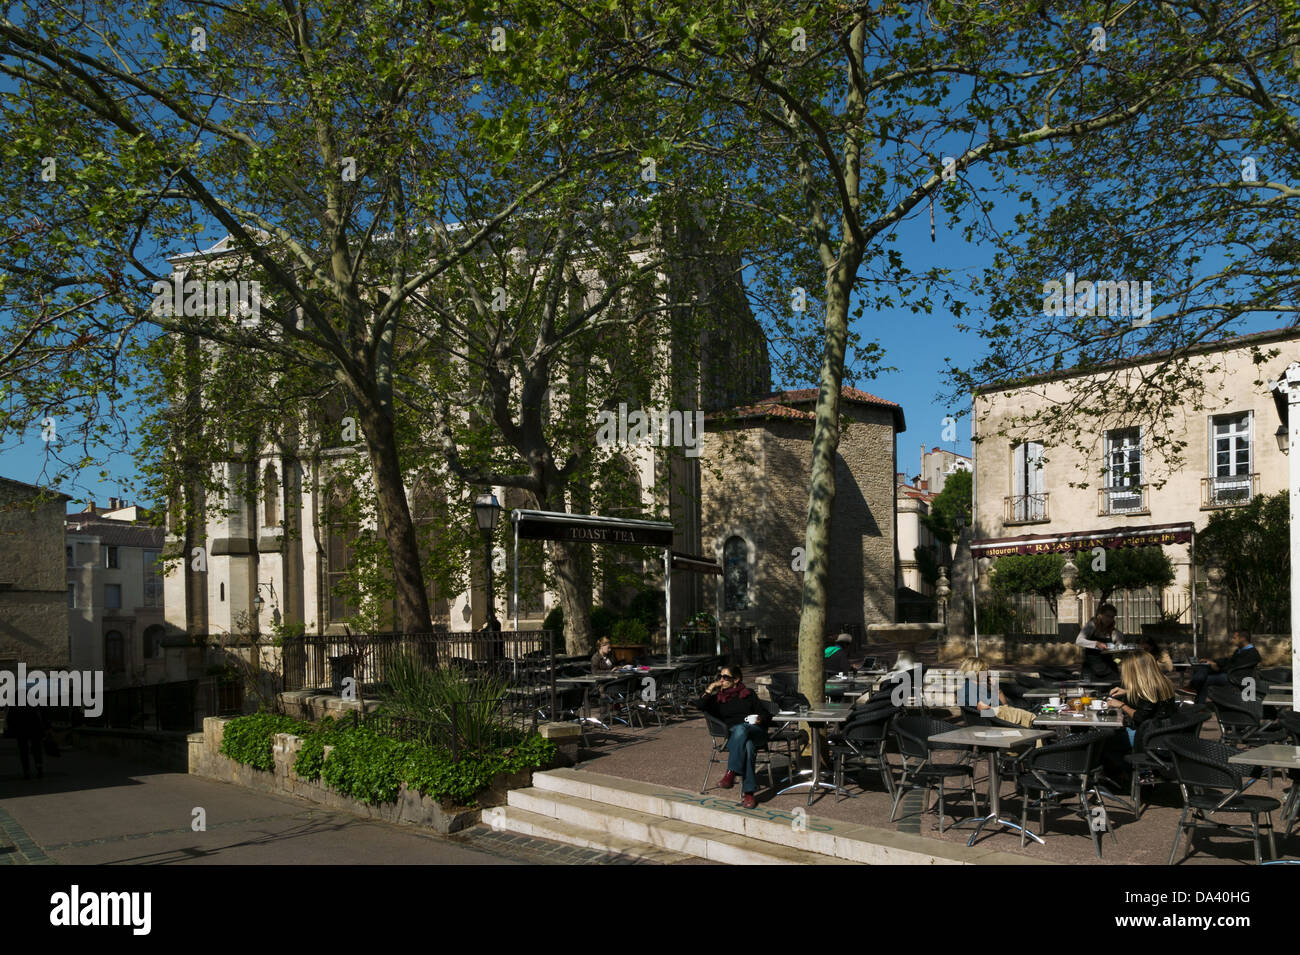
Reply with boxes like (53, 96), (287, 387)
(702, 402), (897, 631)
(188, 716), (483, 833)
(0, 481), (70, 669)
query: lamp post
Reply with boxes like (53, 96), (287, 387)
(474, 492), (502, 629)
(1270, 363), (1300, 713)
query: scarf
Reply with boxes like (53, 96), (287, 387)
(715, 683), (751, 704)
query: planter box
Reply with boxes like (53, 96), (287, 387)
(611, 644), (649, 664)
(188, 717), (540, 835)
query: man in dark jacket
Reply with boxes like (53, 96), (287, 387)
(6, 703), (49, 779)
(697, 665), (771, 808)
(1187, 629), (1261, 703)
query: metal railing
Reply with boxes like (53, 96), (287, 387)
(1201, 473), (1258, 508)
(1004, 493), (1049, 523)
(1098, 484), (1148, 516)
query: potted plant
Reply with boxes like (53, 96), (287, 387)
(609, 618), (650, 664)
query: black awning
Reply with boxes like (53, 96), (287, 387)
(510, 509), (674, 547)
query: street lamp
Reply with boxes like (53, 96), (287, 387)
(474, 492), (502, 627)
(1277, 424), (1289, 455)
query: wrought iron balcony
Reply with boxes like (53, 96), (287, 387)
(1004, 493), (1049, 524)
(1201, 473), (1258, 508)
(1098, 484), (1148, 516)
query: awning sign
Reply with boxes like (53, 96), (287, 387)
(971, 522), (1194, 557)
(511, 509), (674, 547)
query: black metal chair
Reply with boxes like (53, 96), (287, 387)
(758, 697), (805, 778)
(889, 715), (980, 833)
(827, 706), (897, 802)
(1166, 736), (1280, 864)
(1206, 685), (1285, 747)
(598, 674), (643, 728)
(1013, 730), (1111, 858)
(1124, 709), (1209, 819)
(699, 713), (777, 794)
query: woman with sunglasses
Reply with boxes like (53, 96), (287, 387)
(698, 665), (771, 808)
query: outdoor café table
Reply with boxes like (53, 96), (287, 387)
(927, 726), (1053, 846)
(1228, 745), (1300, 835)
(1262, 694), (1294, 709)
(769, 703), (855, 806)
(1031, 709), (1126, 730)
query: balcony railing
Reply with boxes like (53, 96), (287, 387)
(1005, 493), (1049, 524)
(1098, 484), (1148, 516)
(1201, 473), (1258, 508)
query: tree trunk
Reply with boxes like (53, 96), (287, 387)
(357, 404), (433, 633)
(550, 539), (593, 655)
(798, 257), (859, 704)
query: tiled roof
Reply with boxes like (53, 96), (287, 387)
(64, 517), (164, 548)
(707, 385), (906, 431)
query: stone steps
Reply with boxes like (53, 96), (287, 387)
(499, 768), (1049, 865)
(503, 787), (850, 865)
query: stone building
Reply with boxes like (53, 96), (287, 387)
(0, 476), (71, 671)
(972, 327), (1299, 633)
(703, 387), (905, 634)
(65, 498), (166, 688)
(159, 232), (907, 644)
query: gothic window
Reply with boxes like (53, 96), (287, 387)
(723, 536), (750, 611)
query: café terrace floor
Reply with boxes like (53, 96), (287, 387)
(571, 646), (1299, 866)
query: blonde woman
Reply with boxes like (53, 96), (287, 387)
(1107, 651), (1179, 749)
(956, 657), (1035, 728)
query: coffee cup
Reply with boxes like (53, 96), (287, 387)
(1049, 696), (1061, 707)
(745, 714), (759, 725)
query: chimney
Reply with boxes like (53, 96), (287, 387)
(920, 480), (929, 491)
(896, 472), (905, 485)
(84, 498), (96, 514)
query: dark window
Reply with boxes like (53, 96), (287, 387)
(263, 463), (279, 528)
(723, 536), (750, 611)
(324, 486), (359, 624)
(67, 583), (76, 608)
(104, 584), (122, 609)
(142, 549), (162, 607)
(104, 545), (119, 569)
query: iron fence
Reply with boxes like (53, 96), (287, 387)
(279, 630), (556, 693)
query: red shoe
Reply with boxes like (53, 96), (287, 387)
(742, 793), (757, 809)
(718, 771), (736, 789)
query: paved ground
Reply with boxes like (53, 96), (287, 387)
(0, 741), (655, 866)
(574, 655), (1300, 866)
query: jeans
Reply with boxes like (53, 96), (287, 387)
(726, 722), (769, 794)
(1189, 665), (1228, 704)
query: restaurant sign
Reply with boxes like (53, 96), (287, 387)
(971, 522), (1194, 558)
(512, 510), (674, 547)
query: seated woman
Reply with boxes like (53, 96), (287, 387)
(697, 665), (772, 808)
(824, 633), (858, 672)
(956, 656), (1036, 727)
(1103, 650), (1179, 780)
(590, 637), (618, 672)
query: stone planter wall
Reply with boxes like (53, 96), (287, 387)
(188, 716), (493, 834)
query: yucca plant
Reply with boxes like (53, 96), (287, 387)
(382, 650), (512, 750)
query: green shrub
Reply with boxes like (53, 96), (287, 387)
(611, 617), (648, 644)
(382, 651), (512, 748)
(220, 712), (309, 771)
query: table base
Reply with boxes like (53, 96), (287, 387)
(949, 813), (1046, 847)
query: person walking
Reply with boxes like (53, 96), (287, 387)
(6, 701), (49, 780)
(1076, 602), (1122, 682)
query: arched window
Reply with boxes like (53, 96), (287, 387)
(104, 630), (125, 673)
(142, 624), (166, 660)
(723, 536), (750, 611)
(263, 463), (279, 528)
(324, 484), (359, 624)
